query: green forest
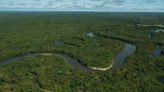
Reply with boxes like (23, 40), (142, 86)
(0, 12), (163, 92)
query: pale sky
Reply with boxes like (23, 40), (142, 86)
(0, 0), (164, 12)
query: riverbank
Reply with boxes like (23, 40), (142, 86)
(89, 62), (113, 71)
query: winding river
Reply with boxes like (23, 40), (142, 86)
(0, 43), (136, 72)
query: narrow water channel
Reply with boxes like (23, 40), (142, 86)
(112, 43), (136, 71)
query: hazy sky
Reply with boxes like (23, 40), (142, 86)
(0, 0), (164, 12)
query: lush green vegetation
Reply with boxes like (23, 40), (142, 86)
(0, 12), (125, 67)
(0, 12), (163, 92)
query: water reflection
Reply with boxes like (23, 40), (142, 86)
(112, 43), (136, 71)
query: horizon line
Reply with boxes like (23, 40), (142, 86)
(0, 10), (164, 13)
